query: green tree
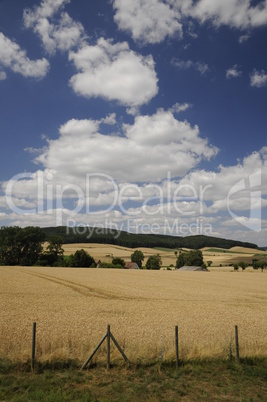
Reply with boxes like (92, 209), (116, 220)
(17, 227), (46, 266)
(46, 235), (64, 256)
(233, 263), (239, 271)
(112, 257), (125, 268)
(254, 260), (267, 272)
(0, 226), (45, 266)
(186, 250), (204, 266)
(40, 235), (64, 266)
(238, 261), (248, 272)
(0, 226), (22, 265)
(176, 250), (204, 268)
(69, 249), (95, 267)
(176, 252), (186, 268)
(131, 250), (144, 268)
(146, 254), (162, 270)
(207, 260), (212, 267)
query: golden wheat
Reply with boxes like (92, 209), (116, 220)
(0, 258), (267, 363)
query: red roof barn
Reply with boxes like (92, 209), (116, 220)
(124, 262), (139, 269)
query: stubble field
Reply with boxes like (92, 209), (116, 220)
(1, 248), (267, 364)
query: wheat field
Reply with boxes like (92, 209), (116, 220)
(1, 260), (267, 364)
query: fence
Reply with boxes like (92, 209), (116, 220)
(29, 322), (242, 371)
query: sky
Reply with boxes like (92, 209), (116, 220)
(0, 0), (267, 246)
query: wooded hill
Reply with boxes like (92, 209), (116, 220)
(40, 226), (259, 250)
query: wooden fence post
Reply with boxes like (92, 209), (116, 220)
(107, 324), (111, 370)
(175, 325), (179, 369)
(81, 325), (129, 370)
(235, 325), (240, 361)
(31, 322), (36, 371)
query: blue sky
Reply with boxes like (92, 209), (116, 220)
(0, 0), (266, 246)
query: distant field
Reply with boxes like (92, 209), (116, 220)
(230, 246), (267, 254)
(0, 264), (267, 364)
(203, 248), (247, 254)
(63, 243), (267, 267)
(63, 243), (177, 266)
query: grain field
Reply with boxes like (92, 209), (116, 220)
(0, 265), (267, 363)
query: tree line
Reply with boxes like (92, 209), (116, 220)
(233, 260), (267, 272)
(40, 226), (260, 250)
(0, 226), (265, 270)
(0, 227), (161, 269)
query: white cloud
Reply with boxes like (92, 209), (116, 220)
(179, 0), (267, 29)
(112, 0), (267, 46)
(0, 32), (49, 78)
(250, 69), (267, 87)
(23, 0), (69, 23)
(126, 106), (140, 116)
(226, 65), (242, 79)
(101, 113), (117, 125)
(69, 38), (158, 107)
(52, 12), (86, 52)
(169, 102), (192, 113)
(33, 109), (217, 183)
(112, 0), (182, 44)
(0, 71), (7, 80)
(172, 58), (210, 75)
(260, 146), (267, 160)
(238, 33), (250, 43)
(177, 150), (267, 213)
(2, 143), (267, 246)
(23, 0), (85, 54)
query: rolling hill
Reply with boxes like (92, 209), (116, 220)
(40, 226), (260, 250)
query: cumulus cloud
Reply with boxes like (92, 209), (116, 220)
(177, 150), (267, 214)
(23, 0), (69, 22)
(112, 0), (182, 44)
(32, 109), (217, 183)
(226, 65), (242, 79)
(2, 139), (267, 245)
(23, 0), (85, 54)
(69, 38), (158, 106)
(0, 32), (49, 78)
(250, 69), (267, 87)
(172, 58), (210, 75)
(179, 0), (267, 29)
(0, 107), (218, 231)
(112, 0), (267, 46)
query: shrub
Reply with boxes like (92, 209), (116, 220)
(99, 262), (122, 269)
(112, 257), (125, 268)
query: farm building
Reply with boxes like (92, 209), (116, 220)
(177, 266), (209, 272)
(124, 262), (139, 269)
